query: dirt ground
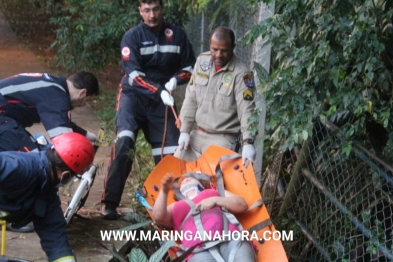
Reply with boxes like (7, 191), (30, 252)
(0, 0), (121, 90)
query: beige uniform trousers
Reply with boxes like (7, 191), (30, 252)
(174, 129), (237, 161)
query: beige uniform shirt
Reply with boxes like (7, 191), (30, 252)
(180, 52), (256, 140)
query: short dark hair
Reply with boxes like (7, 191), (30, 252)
(45, 147), (69, 172)
(68, 71), (99, 96)
(210, 26), (235, 46)
(139, 0), (163, 7)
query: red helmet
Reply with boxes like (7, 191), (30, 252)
(51, 132), (94, 174)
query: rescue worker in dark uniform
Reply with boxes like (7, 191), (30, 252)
(174, 26), (257, 166)
(0, 71), (100, 153)
(101, 0), (196, 220)
(0, 132), (95, 262)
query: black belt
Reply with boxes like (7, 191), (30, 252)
(198, 126), (212, 134)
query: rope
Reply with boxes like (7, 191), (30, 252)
(171, 106), (179, 121)
(161, 104), (169, 160)
(161, 90), (181, 159)
(161, 91), (179, 160)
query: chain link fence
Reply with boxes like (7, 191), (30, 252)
(262, 119), (393, 261)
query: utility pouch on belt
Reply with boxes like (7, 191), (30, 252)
(230, 133), (242, 153)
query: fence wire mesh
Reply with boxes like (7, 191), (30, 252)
(264, 119), (393, 261)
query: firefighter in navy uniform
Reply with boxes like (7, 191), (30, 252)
(174, 26), (257, 166)
(101, 0), (196, 220)
(0, 71), (100, 153)
(0, 132), (94, 262)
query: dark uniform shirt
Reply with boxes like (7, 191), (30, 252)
(120, 21), (196, 100)
(0, 73), (86, 138)
(0, 151), (73, 261)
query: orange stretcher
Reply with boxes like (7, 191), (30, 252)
(142, 145), (288, 262)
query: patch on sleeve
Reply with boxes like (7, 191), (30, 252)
(243, 88), (254, 101)
(189, 75), (193, 85)
(200, 61), (211, 71)
(165, 28), (173, 41)
(122, 47), (130, 61)
(243, 72), (255, 88)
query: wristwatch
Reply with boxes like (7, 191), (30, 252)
(243, 138), (254, 144)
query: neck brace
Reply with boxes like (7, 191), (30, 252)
(180, 181), (204, 199)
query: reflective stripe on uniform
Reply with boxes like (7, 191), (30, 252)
(140, 45), (180, 56)
(129, 70), (146, 84)
(151, 146), (177, 156)
(53, 255), (76, 262)
(47, 127), (73, 138)
(117, 130), (135, 141)
(0, 80), (66, 96)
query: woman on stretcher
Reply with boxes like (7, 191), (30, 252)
(153, 173), (257, 262)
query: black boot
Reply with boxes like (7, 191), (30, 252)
(6, 222), (34, 233)
(101, 201), (118, 220)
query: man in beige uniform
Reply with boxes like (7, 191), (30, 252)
(174, 26), (257, 166)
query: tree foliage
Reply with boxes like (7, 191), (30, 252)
(50, 0), (195, 72)
(49, 0), (138, 72)
(194, 0), (257, 30)
(243, 0), (393, 159)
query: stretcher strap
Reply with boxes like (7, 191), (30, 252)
(208, 246), (225, 262)
(247, 218), (273, 234)
(178, 198), (196, 231)
(222, 210), (244, 231)
(181, 198), (225, 262)
(214, 153), (242, 197)
(227, 239), (242, 262)
(247, 199), (264, 211)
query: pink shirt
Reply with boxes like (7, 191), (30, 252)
(172, 189), (239, 248)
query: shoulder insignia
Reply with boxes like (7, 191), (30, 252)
(122, 47), (130, 61)
(165, 28), (173, 37)
(243, 88), (254, 101)
(200, 60), (211, 71)
(243, 72), (255, 88)
(189, 75), (193, 85)
(165, 28), (173, 41)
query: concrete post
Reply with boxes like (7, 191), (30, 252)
(253, 2), (274, 187)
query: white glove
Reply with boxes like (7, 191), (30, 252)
(178, 132), (190, 151)
(165, 77), (178, 92)
(85, 131), (98, 143)
(81, 170), (94, 189)
(242, 144), (256, 167)
(160, 90), (174, 106)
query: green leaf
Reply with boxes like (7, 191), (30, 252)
(148, 240), (177, 262)
(118, 220), (152, 232)
(330, 67), (339, 88)
(123, 212), (148, 223)
(129, 248), (148, 262)
(111, 244), (128, 262)
(302, 130), (308, 140)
